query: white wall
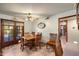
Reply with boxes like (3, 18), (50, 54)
(32, 9), (76, 43)
(24, 20), (32, 33)
(33, 18), (52, 42)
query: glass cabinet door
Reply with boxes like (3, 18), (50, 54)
(3, 26), (14, 42)
(16, 22), (24, 40)
(2, 20), (14, 43)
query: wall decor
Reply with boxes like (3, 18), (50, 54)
(72, 27), (75, 29)
(38, 22), (46, 29)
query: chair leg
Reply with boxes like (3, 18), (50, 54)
(20, 44), (24, 51)
(36, 43), (41, 49)
(39, 45), (41, 49)
(46, 44), (49, 49)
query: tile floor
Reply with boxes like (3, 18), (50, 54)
(2, 36), (79, 56)
(61, 36), (79, 56)
(3, 44), (55, 56)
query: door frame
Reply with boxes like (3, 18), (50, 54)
(58, 14), (76, 42)
(58, 19), (68, 42)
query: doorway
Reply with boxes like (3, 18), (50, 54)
(58, 15), (76, 43)
(59, 20), (68, 42)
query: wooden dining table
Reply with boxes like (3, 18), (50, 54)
(22, 34), (35, 41)
(20, 33), (35, 51)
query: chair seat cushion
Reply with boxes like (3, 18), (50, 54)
(47, 40), (56, 46)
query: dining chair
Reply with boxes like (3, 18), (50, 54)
(46, 33), (57, 51)
(20, 33), (35, 51)
(46, 33), (63, 56)
(32, 32), (35, 36)
(54, 39), (63, 56)
(35, 32), (42, 50)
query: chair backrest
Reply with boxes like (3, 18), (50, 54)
(35, 32), (42, 45)
(32, 32), (35, 36)
(24, 32), (29, 36)
(35, 32), (42, 40)
(55, 39), (63, 56)
(50, 33), (57, 40)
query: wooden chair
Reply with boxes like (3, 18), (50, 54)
(35, 33), (42, 50)
(20, 33), (35, 51)
(46, 33), (63, 56)
(32, 32), (35, 36)
(54, 39), (63, 56)
(46, 33), (57, 51)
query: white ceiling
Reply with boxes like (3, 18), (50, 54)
(0, 3), (75, 18)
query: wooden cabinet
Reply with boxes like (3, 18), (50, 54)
(0, 19), (2, 55)
(0, 19), (1, 48)
(0, 19), (24, 48)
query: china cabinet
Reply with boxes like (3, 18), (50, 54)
(0, 19), (24, 47)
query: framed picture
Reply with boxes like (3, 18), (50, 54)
(38, 22), (46, 29)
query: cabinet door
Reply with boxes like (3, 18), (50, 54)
(0, 20), (2, 55)
(3, 26), (14, 42)
(16, 22), (24, 40)
(0, 20), (1, 47)
(16, 26), (21, 40)
(2, 20), (14, 47)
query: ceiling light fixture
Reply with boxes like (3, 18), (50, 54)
(26, 13), (39, 22)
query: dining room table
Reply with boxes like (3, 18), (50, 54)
(20, 33), (35, 51)
(22, 34), (35, 41)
